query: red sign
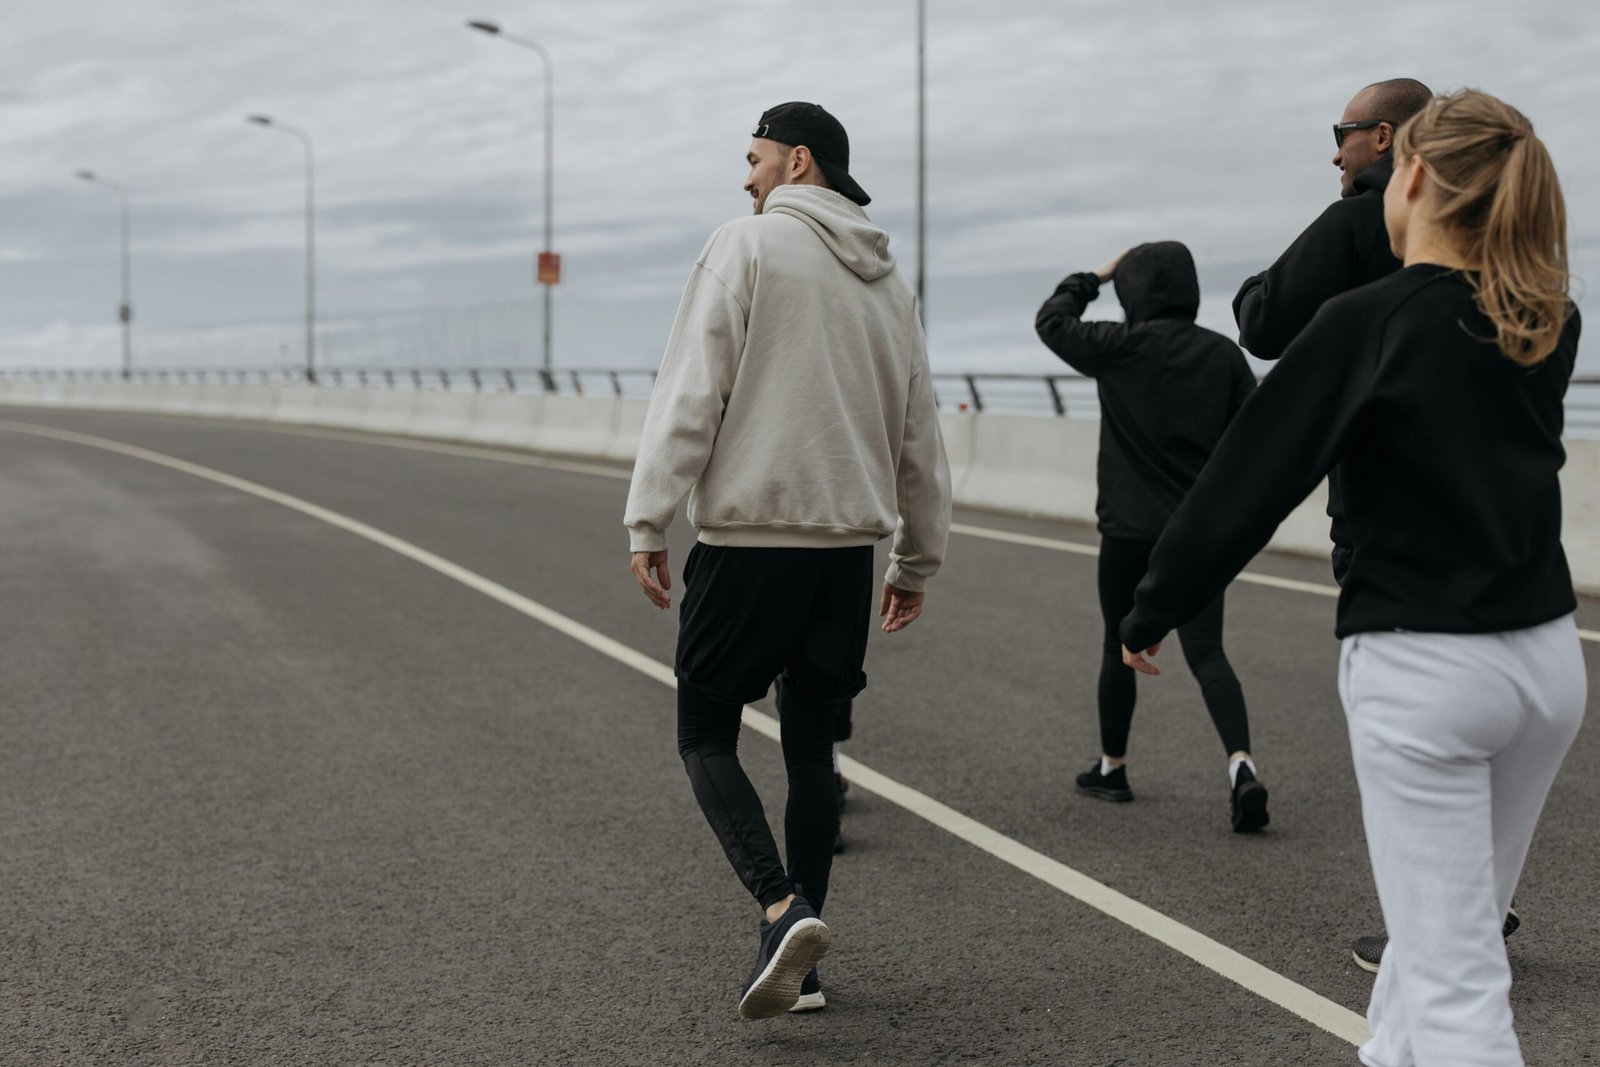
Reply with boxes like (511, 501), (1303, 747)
(537, 251), (561, 285)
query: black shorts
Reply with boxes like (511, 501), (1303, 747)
(675, 542), (874, 707)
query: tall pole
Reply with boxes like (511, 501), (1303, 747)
(469, 20), (556, 377)
(247, 115), (317, 383)
(916, 0), (927, 328)
(74, 170), (133, 378)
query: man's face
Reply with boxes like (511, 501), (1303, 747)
(1332, 89), (1390, 198)
(743, 138), (793, 214)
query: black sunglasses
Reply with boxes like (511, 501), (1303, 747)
(1333, 119), (1385, 147)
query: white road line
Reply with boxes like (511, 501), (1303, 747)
(951, 522), (1342, 598)
(0, 416), (1370, 1048)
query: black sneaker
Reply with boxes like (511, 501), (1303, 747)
(1230, 763), (1270, 833)
(1351, 935), (1385, 974)
(1351, 907), (1521, 975)
(837, 772), (849, 812)
(788, 968), (825, 1013)
(737, 898), (830, 1020)
(833, 829), (846, 854)
(1075, 761), (1133, 802)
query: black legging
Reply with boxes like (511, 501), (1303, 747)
(678, 680), (842, 915)
(1098, 535), (1251, 759)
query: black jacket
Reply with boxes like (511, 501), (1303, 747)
(1230, 154), (1401, 555)
(1035, 241), (1256, 542)
(1123, 264), (1580, 652)
(1231, 154), (1401, 360)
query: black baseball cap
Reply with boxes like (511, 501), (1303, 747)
(751, 101), (871, 206)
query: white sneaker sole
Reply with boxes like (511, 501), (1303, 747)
(738, 917), (831, 1020)
(788, 990), (826, 1013)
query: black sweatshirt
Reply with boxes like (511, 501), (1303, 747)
(1122, 264), (1580, 652)
(1231, 155), (1402, 556)
(1035, 242), (1256, 542)
(1231, 154), (1401, 360)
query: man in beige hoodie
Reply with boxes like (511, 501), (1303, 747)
(624, 102), (951, 1020)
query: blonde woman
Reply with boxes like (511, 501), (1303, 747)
(1119, 90), (1583, 1066)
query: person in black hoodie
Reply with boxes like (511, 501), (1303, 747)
(1232, 77), (1432, 585)
(1122, 90), (1583, 1067)
(1035, 241), (1268, 833)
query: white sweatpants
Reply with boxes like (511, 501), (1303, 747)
(1339, 615), (1586, 1067)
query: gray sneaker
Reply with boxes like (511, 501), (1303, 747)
(1351, 905), (1521, 975)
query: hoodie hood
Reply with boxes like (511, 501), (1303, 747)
(763, 184), (895, 281)
(1112, 241), (1200, 323)
(1353, 151), (1394, 196)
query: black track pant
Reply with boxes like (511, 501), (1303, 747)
(675, 543), (872, 916)
(1098, 535), (1251, 759)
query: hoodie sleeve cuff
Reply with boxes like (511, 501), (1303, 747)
(1119, 612), (1168, 655)
(883, 561), (928, 594)
(1061, 272), (1101, 299)
(627, 524), (668, 554)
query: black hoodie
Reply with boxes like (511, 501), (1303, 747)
(1231, 153), (1400, 360)
(1230, 153), (1401, 558)
(1035, 241), (1256, 542)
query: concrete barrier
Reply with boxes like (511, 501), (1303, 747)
(2, 380), (1595, 594)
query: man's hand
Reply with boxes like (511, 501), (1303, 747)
(879, 583), (925, 633)
(631, 550), (672, 610)
(1122, 640), (1162, 676)
(1097, 249), (1128, 283)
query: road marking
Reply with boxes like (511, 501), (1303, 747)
(951, 522), (1345, 599)
(117, 413), (1598, 642)
(0, 416), (1370, 1048)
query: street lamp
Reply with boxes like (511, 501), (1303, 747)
(74, 169), (133, 379)
(467, 18), (558, 379)
(247, 114), (317, 383)
(915, 0), (927, 328)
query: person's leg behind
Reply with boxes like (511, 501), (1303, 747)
(777, 545), (874, 918)
(1174, 591), (1251, 758)
(1080, 536), (1149, 801)
(1176, 591), (1266, 831)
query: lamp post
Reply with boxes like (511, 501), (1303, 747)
(467, 18), (557, 379)
(247, 114), (317, 383)
(74, 170), (133, 379)
(916, 0), (927, 328)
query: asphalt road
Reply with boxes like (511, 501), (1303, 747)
(2, 407), (1596, 1066)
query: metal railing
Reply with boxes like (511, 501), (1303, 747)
(3, 365), (1598, 436)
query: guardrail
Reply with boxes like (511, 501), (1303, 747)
(2, 366), (1597, 434)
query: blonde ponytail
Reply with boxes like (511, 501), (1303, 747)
(1394, 90), (1570, 366)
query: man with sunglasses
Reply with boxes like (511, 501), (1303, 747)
(1232, 78), (1433, 365)
(1233, 79), (1430, 586)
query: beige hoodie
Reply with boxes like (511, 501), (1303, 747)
(624, 184), (951, 592)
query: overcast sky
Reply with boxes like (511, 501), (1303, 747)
(3, 0), (1597, 374)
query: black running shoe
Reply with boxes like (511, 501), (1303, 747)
(1230, 764), (1270, 833)
(837, 772), (849, 812)
(788, 968), (825, 1013)
(833, 829), (846, 854)
(1352, 908), (1520, 975)
(1075, 761), (1133, 802)
(737, 898), (830, 1020)
(1351, 935), (1385, 974)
